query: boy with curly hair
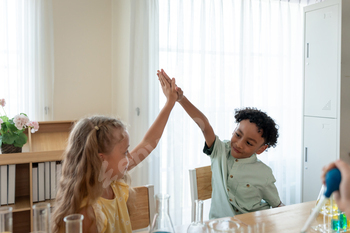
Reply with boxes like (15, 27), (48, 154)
(158, 69), (284, 219)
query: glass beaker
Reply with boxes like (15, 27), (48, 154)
(0, 206), (13, 233)
(33, 202), (51, 233)
(187, 200), (209, 233)
(208, 219), (240, 233)
(64, 214), (84, 233)
(150, 193), (175, 233)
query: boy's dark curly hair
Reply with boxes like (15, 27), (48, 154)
(234, 107), (278, 148)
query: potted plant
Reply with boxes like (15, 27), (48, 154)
(0, 99), (39, 153)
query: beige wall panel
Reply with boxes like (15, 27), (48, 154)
(52, 0), (113, 120)
(112, 0), (131, 123)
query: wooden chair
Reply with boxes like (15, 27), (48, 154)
(189, 166), (212, 222)
(127, 184), (155, 231)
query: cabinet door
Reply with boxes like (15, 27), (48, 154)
(303, 117), (337, 202)
(304, 4), (339, 118)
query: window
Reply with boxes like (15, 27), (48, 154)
(0, 0), (54, 120)
(157, 0), (309, 225)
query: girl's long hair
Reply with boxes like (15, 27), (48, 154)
(51, 116), (126, 233)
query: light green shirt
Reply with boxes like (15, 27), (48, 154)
(204, 136), (281, 219)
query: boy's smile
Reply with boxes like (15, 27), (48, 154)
(230, 119), (268, 159)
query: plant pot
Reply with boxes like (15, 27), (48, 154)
(1, 144), (22, 154)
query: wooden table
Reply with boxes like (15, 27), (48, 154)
(142, 201), (318, 233)
(233, 200), (317, 233)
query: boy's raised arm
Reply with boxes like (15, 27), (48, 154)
(159, 70), (216, 148)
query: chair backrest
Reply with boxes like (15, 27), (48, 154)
(127, 184), (155, 231)
(189, 166), (212, 222)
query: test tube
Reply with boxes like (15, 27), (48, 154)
(339, 211), (347, 231)
(330, 196), (340, 231)
(331, 213), (340, 231)
(33, 202), (51, 233)
(0, 206), (13, 233)
(64, 214), (84, 233)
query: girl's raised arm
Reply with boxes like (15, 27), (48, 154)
(127, 73), (177, 170)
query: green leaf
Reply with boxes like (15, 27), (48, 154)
(13, 133), (27, 148)
(7, 122), (18, 132)
(1, 123), (8, 133)
(0, 116), (9, 122)
(0, 135), (2, 147)
(2, 133), (17, 144)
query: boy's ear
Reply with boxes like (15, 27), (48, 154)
(256, 144), (268, 155)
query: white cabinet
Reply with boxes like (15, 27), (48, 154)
(302, 0), (350, 202)
(303, 117), (337, 202)
(304, 4), (339, 118)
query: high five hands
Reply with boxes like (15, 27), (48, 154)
(156, 70), (178, 105)
(157, 69), (184, 102)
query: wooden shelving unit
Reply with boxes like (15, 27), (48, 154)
(0, 121), (74, 233)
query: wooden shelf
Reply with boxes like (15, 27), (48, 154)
(0, 150), (64, 165)
(0, 120), (74, 233)
(6, 195), (31, 212)
(42, 199), (56, 208)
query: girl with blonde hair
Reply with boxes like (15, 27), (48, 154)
(52, 75), (178, 233)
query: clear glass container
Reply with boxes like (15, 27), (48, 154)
(208, 219), (240, 233)
(64, 214), (84, 233)
(33, 202), (51, 233)
(311, 187), (350, 233)
(312, 185), (331, 232)
(187, 200), (209, 233)
(0, 206), (13, 233)
(150, 193), (175, 233)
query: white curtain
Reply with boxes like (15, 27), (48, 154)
(156, 0), (323, 226)
(0, 0), (54, 121)
(128, 0), (160, 191)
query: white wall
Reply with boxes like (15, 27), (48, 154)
(112, 0), (130, 123)
(52, 0), (115, 121)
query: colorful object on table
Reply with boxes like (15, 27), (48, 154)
(312, 194), (350, 232)
(340, 212), (348, 230)
(301, 168), (341, 233)
(332, 212), (340, 231)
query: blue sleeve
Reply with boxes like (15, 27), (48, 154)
(203, 138), (216, 155)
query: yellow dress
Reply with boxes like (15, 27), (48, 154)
(81, 181), (132, 233)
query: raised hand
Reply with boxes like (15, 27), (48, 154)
(157, 71), (178, 104)
(157, 69), (215, 148)
(157, 69), (184, 102)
